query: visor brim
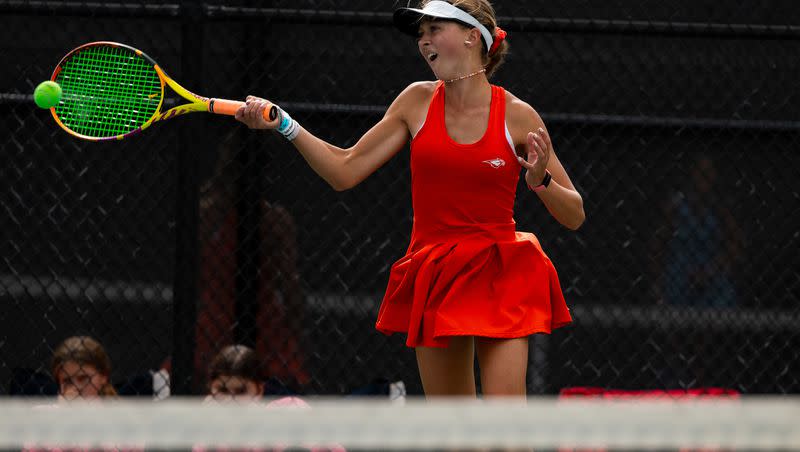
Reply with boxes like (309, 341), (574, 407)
(393, 7), (473, 37)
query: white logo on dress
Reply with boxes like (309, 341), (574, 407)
(482, 158), (506, 169)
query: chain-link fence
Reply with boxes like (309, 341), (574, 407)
(1, 0), (798, 397)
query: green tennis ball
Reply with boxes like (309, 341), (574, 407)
(34, 81), (62, 109)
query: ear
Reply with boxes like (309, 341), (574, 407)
(466, 28), (482, 48)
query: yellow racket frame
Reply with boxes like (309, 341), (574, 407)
(50, 41), (279, 141)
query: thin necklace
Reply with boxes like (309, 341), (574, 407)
(444, 68), (486, 83)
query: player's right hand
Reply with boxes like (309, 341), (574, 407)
(235, 95), (277, 130)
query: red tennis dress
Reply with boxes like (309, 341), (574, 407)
(375, 81), (572, 348)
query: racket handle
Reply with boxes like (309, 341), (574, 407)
(209, 98), (280, 128)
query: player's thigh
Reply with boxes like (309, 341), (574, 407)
(475, 336), (529, 397)
(415, 336), (476, 397)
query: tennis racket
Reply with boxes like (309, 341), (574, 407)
(48, 41), (279, 141)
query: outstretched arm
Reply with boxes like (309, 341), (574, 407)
(235, 84), (426, 191)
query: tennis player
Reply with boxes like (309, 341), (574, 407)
(235, 0), (584, 397)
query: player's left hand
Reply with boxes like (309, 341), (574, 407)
(518, 127), (551, 188)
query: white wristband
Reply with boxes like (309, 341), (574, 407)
(276, 108), (300, 141)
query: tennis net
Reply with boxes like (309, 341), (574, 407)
(2, 396), (799, 451)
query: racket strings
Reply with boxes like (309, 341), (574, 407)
(55, 45), (161, 138)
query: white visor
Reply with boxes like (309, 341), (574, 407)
(394, 1), (494, 54)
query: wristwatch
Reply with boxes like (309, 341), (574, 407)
(528, 170), (552, 193)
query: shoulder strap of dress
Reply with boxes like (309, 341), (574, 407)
(428, 81), (446, 124)
(413, 81), (445, 140)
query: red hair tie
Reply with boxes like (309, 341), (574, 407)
(489, 27), (507, 55)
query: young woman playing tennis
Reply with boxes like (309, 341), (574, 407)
(235, 0), (584, 397)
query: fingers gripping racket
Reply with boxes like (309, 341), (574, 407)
(49, 41), (278, 141)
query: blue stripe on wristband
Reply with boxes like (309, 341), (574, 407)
(278, 115), (292, 133)
(276, 108), (300, 141)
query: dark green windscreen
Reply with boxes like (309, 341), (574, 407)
(54, 44), (162, 138)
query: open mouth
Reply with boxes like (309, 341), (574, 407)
(427, 52), (438, 62)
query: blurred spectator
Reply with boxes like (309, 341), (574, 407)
(20, 337), (142, 452)
(197, 346), (344, 452)
(195, 135), (309, 392)
(652, 154), (742, 308)
(51, 336), (116, 400)
(649, 154), (745, 388)
(205, 344), (264, 402)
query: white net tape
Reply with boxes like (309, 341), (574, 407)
(1, 397), (798, 450)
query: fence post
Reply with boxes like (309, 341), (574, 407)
(234, 9), (273, 349)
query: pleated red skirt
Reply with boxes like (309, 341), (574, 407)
(375, 231), (572, 348)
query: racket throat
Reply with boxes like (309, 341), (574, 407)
(152, 102), (208, 123)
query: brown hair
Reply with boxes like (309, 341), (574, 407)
(207, 344), (261, 384)
(51, 336), (117, 397)
(420, 0), (509, 78)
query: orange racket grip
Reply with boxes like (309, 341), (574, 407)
(209, 98), (280, 128)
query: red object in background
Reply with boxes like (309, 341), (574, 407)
(559, 386), (739, 399)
